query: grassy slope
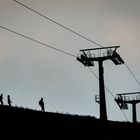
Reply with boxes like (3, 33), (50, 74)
(0, 105), (140, 139)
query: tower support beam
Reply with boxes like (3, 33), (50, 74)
(132, 103), (136, 123)
(99, 60), (107, 120)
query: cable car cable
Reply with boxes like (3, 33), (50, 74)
(13, 0), (104, 48)
(124, 63), (140, 86)
(0, 25), (76, 58)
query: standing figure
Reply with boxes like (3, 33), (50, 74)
(39, 98), (45, 112)
(0, 94), (3, 105)
(7, 95), (12, 106)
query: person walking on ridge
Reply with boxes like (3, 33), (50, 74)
(7, 95), (12, 106)
(39, 98), (45, 112)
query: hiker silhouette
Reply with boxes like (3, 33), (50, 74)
(39, 98), (45, 112)
(0, 93), (3, 105)
(7, 95), (12, 106)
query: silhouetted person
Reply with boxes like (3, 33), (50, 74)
(7, 95), (12, 106)
(39, 98), (45, 112)
(0, 93), (3, 105)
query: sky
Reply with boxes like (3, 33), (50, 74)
(0, 0), (140, 122)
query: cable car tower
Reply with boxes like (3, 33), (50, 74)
(77, 46), (124, 121)
(115, 92), (140, 123)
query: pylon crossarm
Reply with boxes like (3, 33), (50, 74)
(77, 46), (124, 66)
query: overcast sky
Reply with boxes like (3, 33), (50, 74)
(0, 0), (140, 122)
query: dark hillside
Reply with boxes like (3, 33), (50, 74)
(0, 105), (140, 139)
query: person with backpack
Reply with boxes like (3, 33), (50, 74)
(39, 98), (45, 112)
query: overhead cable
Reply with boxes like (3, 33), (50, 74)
(124, 63), (140, 87)
(13, 0), (104, 48)
(0, 25), (76, 58)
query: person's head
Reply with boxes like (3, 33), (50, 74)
(41, 98), (43, 101)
